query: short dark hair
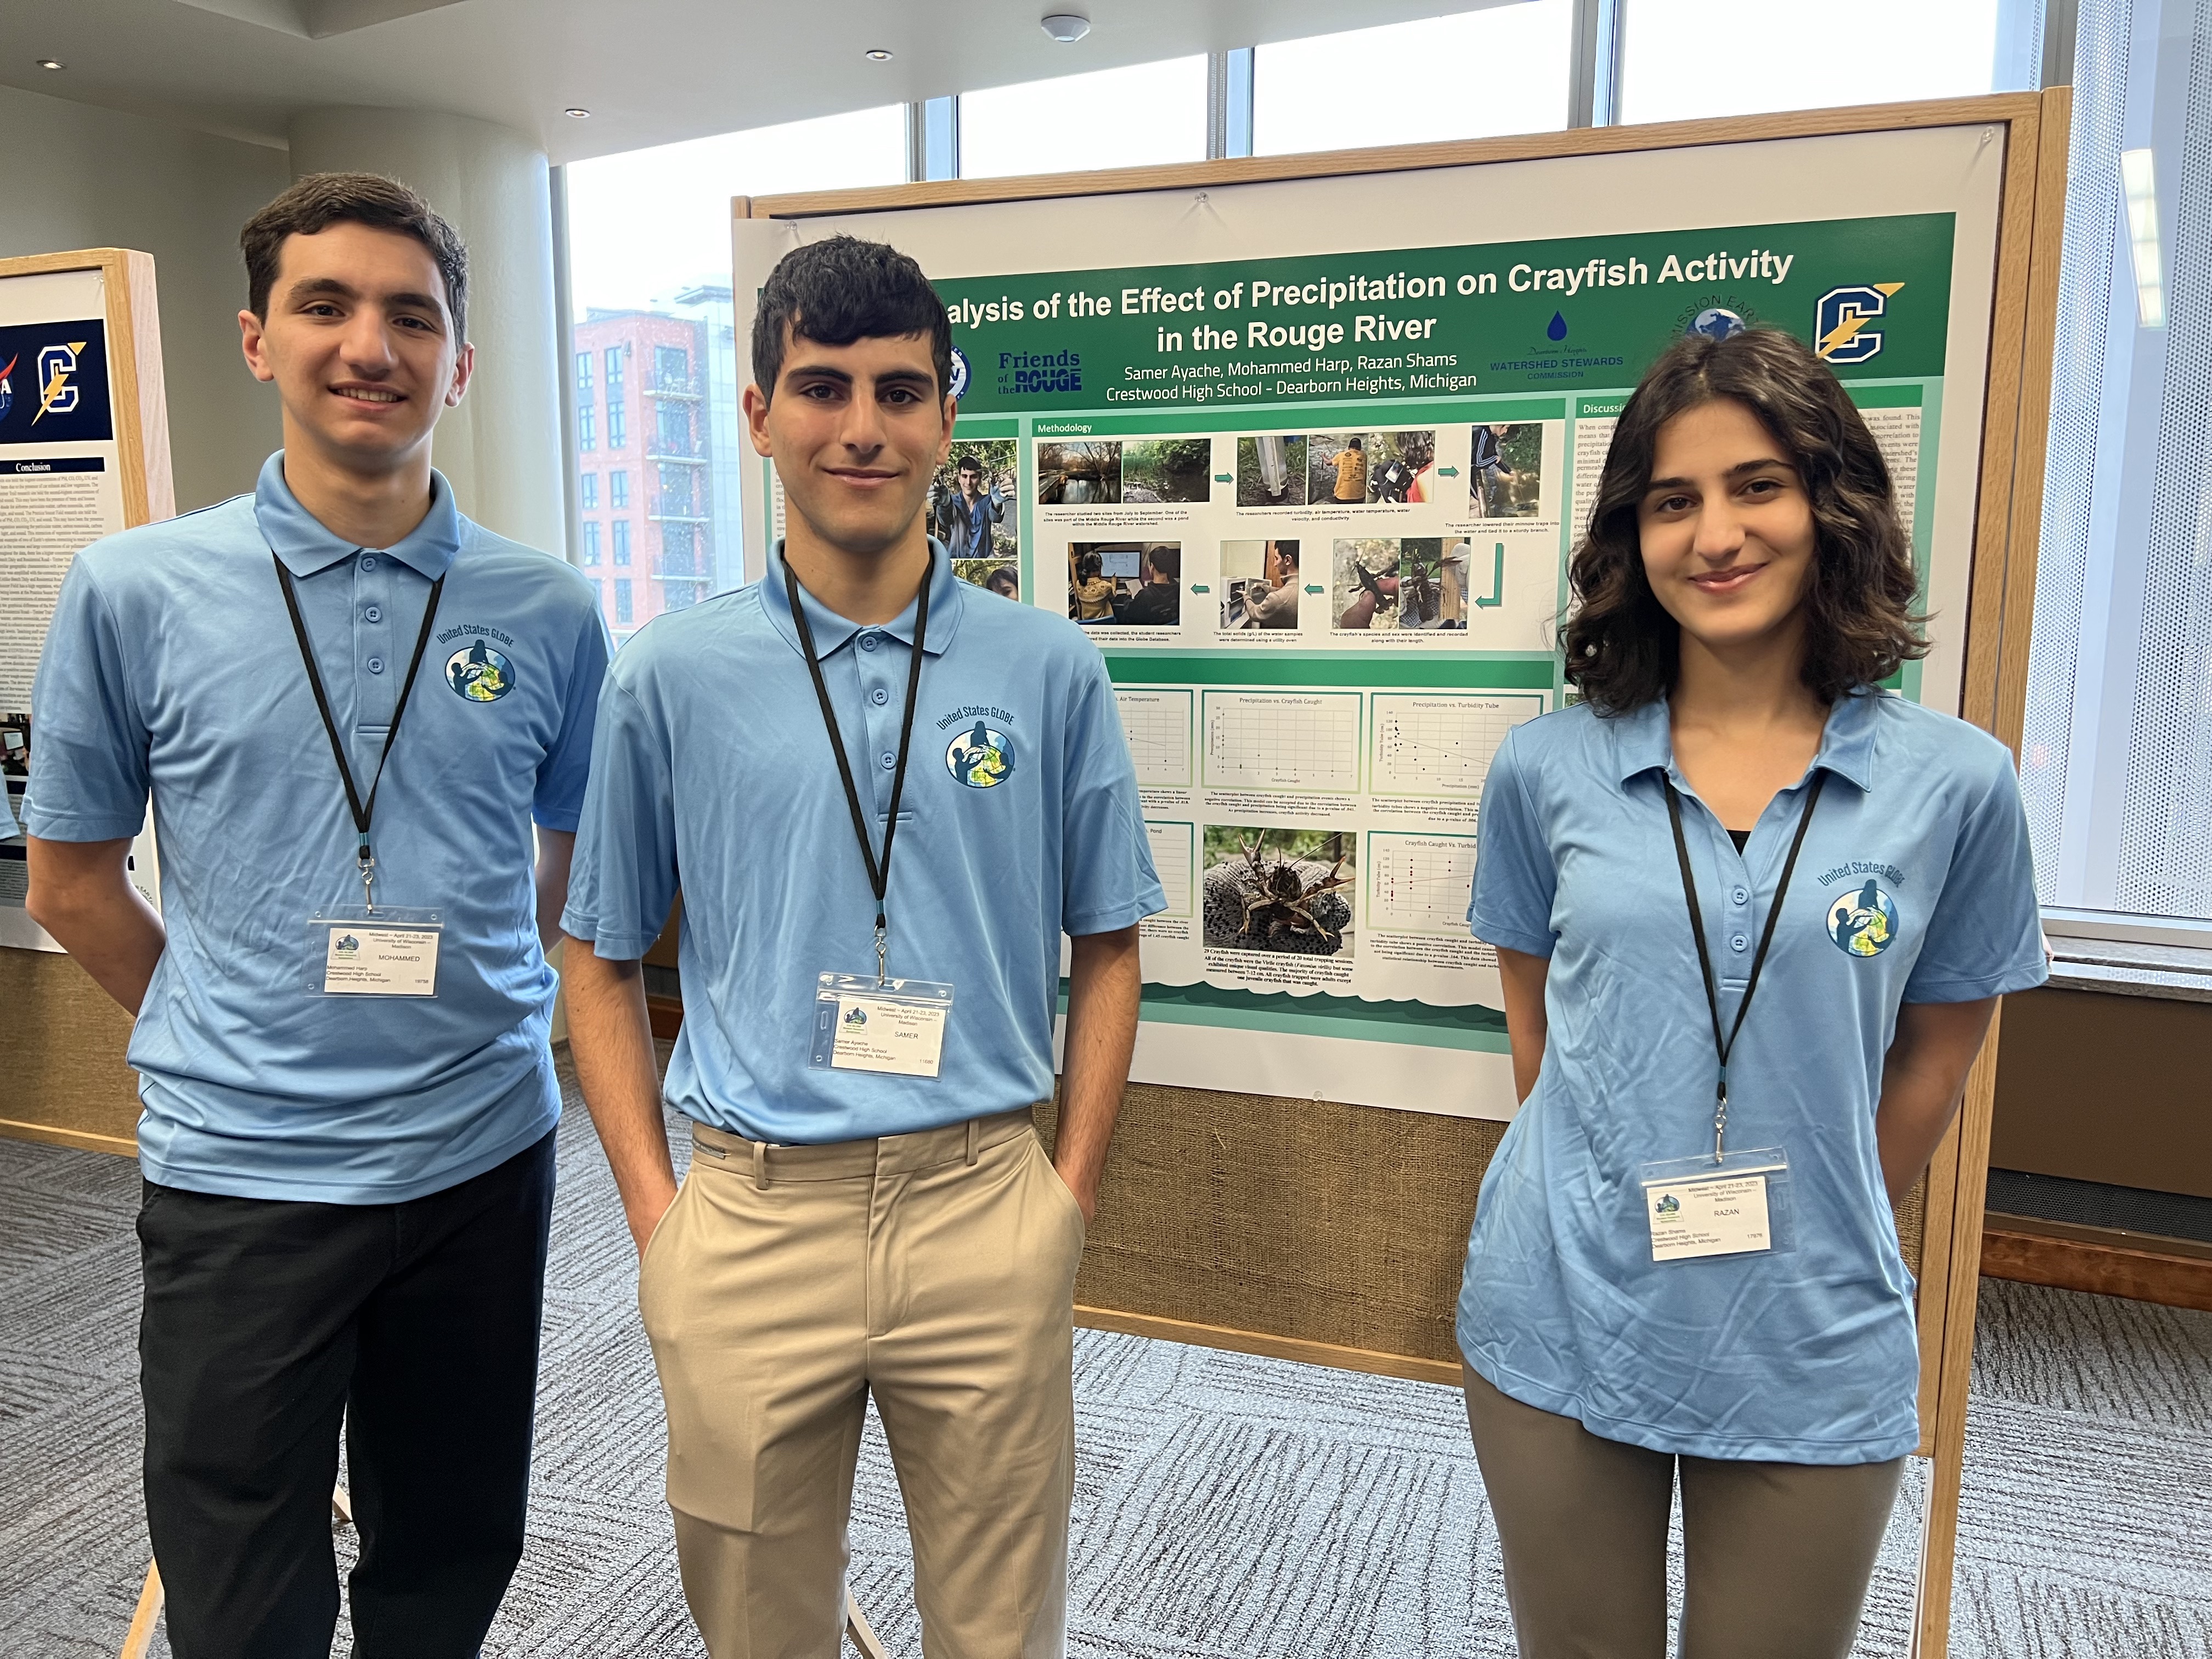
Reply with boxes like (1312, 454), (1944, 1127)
(955, 454), (981, 472)
(1347, 436), (1364, 450)
(1272, 540), (1300, 567)
(751, 235), (952, 403)
(1076, 552), (1102, 580)
(1564, 328), (1926, 712)
(1146, 545), (1181, 580)
(241, 173), (469, 342)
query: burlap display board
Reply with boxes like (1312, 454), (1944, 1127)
(1041, 1085), (1927, 1367)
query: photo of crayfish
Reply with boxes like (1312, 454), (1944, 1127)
(1201, 828), (1356, 956)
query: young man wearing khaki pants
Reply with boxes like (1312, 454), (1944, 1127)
(560, 235), (1163, 1658)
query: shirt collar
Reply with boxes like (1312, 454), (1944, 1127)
(252, 450), (462, 580)
(1611, 687), (1883, 792)
(759, 538), (961, 660)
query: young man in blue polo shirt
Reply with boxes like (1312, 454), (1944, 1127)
(561, 235), (1162, 1658)
(25, 174), (607, 1658)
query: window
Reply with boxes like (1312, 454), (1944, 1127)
(578, 403), (595, 450)
(614, 578), (633, 625)
(662, 580), (701, 614)
(656, 402), (693, 456)
(610, 470), (629, 509)
(658, 464), (695, 516)
(613, 520), (631, 566)
(661, 521), (696, 576)
(575, 351), (591, 395)
(1254, 5), (1576, 154)
(1618, 0), (2005, 125)
(583, 521), (601, 566)
(608, 403), (627, 448)
(567, 106), (906, 601)
(960, 55), (1208, 179)
(590, 577), (603, 607)
(2019, 0), (2212, 924)
(580, 472), (597, 510)
(605, 345), (625, 394)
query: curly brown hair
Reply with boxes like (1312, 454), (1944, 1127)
(1563, 328), (1926, 712)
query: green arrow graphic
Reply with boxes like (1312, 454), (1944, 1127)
(1473, 541), (1506, 608)
(1304, 584), (1325, 594)
(1190, 584), (1211, 594)
(1437, 465), (1460, 477)
(1214, 472), (1233, 482)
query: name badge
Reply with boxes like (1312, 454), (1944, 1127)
(1638, 1147), (1795, 1262)
(810, 973), (953, 1078)
(309, 908), (442, 997)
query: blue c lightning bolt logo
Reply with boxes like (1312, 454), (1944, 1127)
(32, 342), (87, 425)
(1814, 286), (1904, 365)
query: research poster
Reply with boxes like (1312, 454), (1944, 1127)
(0, 266), (152, 949)
(737, 119), (2006, 1117)
(930, 216), (1953, 1105)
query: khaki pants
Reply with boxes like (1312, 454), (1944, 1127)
(1463, 1366), (1905, 1659)
(640, 1107), (1084, 1659)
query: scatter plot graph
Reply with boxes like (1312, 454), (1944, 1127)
(1370, 692), (1544, 799)
(1202, 691), (1362, 793)
(1368, 833), (1482, 935)
(1144, 821), (1195, 916)
(1115, 690), (1194, 788)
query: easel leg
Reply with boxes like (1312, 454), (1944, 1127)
(845, 1589), (891, 1659)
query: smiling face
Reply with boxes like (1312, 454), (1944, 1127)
(239, 221), (470, 476)
(744, 324), (951, 557)
(1637, 397), (1816, 659)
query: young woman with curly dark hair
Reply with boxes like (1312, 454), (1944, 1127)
(1456, 328), (2046, 1658)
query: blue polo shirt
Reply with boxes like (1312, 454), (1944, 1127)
(562, 540), (1163, 1144)
(1460, 690), (2046, 1463)
(26, 453), (609, 1203)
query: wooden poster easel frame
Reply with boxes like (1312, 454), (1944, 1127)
(0, 247), (173, 1156)
(743, 90), (2070, 1657)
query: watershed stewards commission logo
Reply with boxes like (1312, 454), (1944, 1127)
(446, 640), (513, 702)
(1827, 879), (1899, 957)
(945, 721), (1014, 788)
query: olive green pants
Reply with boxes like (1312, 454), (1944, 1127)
(1463, 1366), (1906, 1659)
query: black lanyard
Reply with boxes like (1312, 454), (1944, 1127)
(1664, 770), (1826, 1159)
(785, 555), (931, 985)
(275, 555), (445, 911)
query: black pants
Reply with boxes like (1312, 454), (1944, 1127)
(138, 1130), (556, 1659)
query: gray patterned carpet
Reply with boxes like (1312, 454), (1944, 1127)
(3, 1084), (2207, 1658)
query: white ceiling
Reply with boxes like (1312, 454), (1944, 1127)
(1, 0), (1509, 160)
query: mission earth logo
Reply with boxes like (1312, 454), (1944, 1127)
(996, 348), (1082, 396)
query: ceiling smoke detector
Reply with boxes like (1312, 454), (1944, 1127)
(1040, 13), (1090, 43)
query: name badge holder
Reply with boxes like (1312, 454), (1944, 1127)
(787, 557), (953, 1079)
(1638, 772), (1826, 1263)
(273, 552), (449, 998)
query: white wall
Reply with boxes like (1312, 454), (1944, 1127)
(0, 84), (289, 514)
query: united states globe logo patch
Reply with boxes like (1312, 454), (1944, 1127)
(446, 640), (513, 702)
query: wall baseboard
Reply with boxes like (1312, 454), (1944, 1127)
(1076, 1305), (1461, 1387)
(0, 1117), (137, 1158)
(1982, 1212), (2212, 1312)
